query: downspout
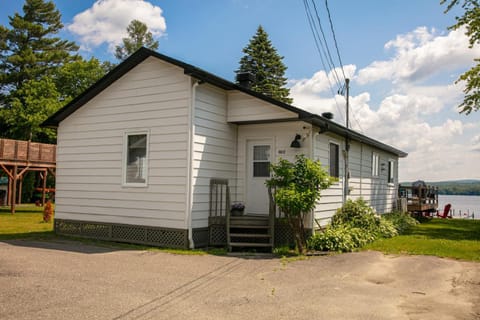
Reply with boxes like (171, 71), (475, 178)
(186, 79), (199, 249)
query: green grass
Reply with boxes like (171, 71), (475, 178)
(0, 204), (55, 240)
(0, 204), (226, 255)
(364, 219), (480, 261)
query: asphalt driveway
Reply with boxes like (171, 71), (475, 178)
(0, 239), (478, 320)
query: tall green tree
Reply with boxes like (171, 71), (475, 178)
(0, 0), (78, 98)
(0, 56), (109, 142)
(237, 25), (292, 104)
(115, 19), (159, 60)
(443, 0), (480, 114)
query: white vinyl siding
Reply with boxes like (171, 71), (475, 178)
(313, 133), (344, 225)
(191, 84), (237, 229)
(236, 122), (312, 214)
(227, 91), (297, 122)
(313, 129), (400, 227)
(55, 57), (191, 229)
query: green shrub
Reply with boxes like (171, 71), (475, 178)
(377, 218), (398, 238)
(382, 211), (418, 234)
(331, 198), (377, 230)
(307, 199), (402, 252)
(307, 225), (357, 252)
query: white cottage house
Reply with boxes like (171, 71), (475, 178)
(43, 48), (407, 249)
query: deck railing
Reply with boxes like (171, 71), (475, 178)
(398, 184), (438, 212)
(0, 139), (56, 164)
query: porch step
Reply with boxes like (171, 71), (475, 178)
(230, 233), (271, 238)
(229, 242), (273, 248)
(229, 224), (269, 229)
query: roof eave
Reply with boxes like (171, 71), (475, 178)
(304, 116), (408, 158)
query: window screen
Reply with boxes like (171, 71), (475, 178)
(126, 133), (147, 184)
(253, 145), (270, 177)
(329, 143), (339, 178)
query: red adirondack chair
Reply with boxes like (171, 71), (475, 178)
(437, 204), (452, 219)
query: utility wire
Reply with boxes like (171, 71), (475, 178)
(310, 0), (343, 87)
(325, 0), (347, 81)
(302, 0), (345, 123)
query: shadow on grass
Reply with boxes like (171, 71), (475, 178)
(406, 219), (480, 241)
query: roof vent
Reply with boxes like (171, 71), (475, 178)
(322, 112), (334, 120)
(236, 72), (255, 89)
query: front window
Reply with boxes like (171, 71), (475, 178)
(329, 143), (339, 178)
(124, 132), (148, 185)
(253, 145), (271, 177)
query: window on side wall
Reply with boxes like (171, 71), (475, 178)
(372, 152), (379, 177)
(124, 132), (148, 186)
(388, 160), (394, 183)
(329, 142), (339, 178)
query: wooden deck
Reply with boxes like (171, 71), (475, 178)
(0, 139), (56, 213)
(398, 184), (438, 213)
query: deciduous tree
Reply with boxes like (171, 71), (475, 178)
(443, 0), (480, 114)
(115, 19), (159, 60)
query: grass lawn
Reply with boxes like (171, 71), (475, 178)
(0, 204), (226, 255)
(364, 218), (480, 261)
(0, 204), (54, 240)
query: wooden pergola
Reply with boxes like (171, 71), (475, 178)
(0, 138), (56, 214)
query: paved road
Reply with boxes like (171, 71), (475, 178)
(0, 240), (478, 320)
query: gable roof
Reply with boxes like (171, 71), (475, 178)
(42, 47), (407, 157)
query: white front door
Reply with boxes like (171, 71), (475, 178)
(246, 140), (272, 215)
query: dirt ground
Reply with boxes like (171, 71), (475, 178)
(0, 239), (478, 320)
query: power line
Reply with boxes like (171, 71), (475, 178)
(309, 0), (344, 87)
(302, 0), (345, 123)
(325, 0), (347, 81)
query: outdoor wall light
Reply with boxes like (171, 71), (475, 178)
(290, 134), (302, 148)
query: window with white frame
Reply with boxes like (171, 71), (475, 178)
(388, 160), (394, 183)
(372, 152), (379, 177)
(124, 132), (148, 185)
(329, 142), (339, 178)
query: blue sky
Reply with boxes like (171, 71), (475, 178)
(1, 0), (479, 181)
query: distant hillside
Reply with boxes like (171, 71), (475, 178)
(401, 180), (480, 196)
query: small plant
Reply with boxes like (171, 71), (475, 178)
(43, 201), (53, 223)
(382, 211), (419, 234)
(267, 155), (334, 254)
(231, 202), (245, 211)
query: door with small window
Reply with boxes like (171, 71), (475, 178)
(246, 140), (272, 215)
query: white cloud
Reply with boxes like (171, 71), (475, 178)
(289, 26), (480, 181)
(356, 27), (480, 85)
(67, 0), (166, 52)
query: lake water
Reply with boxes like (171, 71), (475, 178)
(438, 195), (480, 219)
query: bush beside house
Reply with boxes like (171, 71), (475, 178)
(308, 199), (418, 252)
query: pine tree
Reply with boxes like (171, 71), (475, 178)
(0, 0), (78, 97)
(237, 25), (292, 104)
(115, 19), (159, 60)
